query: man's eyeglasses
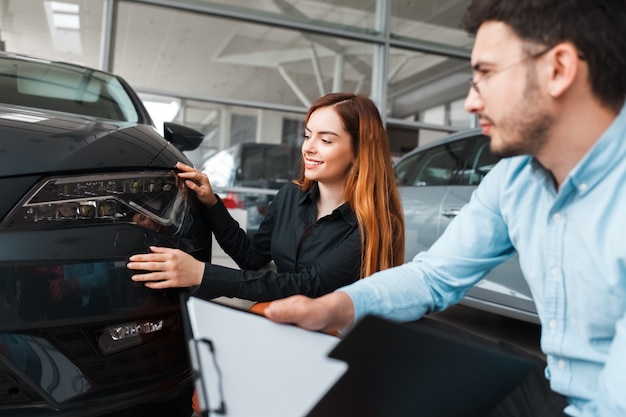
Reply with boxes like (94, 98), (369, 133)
(469, 46), (553, 96)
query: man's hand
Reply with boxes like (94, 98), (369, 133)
(127, 246), (205, 289)
(264, 292), (356, 333)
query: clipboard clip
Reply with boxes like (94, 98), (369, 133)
(191, 337), (227, 416)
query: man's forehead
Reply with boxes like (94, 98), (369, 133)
(471, 21), (523, 65)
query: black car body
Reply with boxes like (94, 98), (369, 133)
(0, 53), (211, 416)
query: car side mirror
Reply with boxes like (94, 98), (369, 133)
(163, 122), (204, 151)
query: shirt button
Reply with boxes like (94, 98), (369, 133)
(549, 320), (558, 329)
(558, 359), (567, 369)
(550, 267), (560, 279)
(553, 213), (562, 222)
(578, 183), (588, 193)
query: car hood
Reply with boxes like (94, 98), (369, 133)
(0, 105), (175, 177)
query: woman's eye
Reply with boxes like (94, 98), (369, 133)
(321, 138), (331, 144)
(303, 134), (310, 140)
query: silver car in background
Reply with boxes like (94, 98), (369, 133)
(394, 128), (538, 323)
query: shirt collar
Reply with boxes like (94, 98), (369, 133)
(565, 102), (626, 197)
(298, 183), (358, 226)
(527, 102), (626, 197)
(298, 182), (319, 205)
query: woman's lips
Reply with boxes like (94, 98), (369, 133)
(304, 158), (322, 169)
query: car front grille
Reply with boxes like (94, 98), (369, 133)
(0, 316), (190, 411)
(46, 318), (189, 388)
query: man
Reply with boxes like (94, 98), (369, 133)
(265, 0), (626, 416)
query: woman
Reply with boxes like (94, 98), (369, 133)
(127, 92), (405, 301)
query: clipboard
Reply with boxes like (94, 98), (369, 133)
(184, 296), (540, 417)
(183, 296), (347, 417)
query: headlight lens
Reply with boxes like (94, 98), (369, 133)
(1, 171), (189, 233)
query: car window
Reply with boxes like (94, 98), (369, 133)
(396, 134), (501, 188)
(468, 139), (500, 185)
(449, 135), (500, 185)
(201, 144), (301, 190)
(260, 146), (301, 184)
(395, 152), (423, 185)
(238, 145), (301, 189)
(408, 140), (466, 186)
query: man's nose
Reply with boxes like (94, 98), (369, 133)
(464, 87), (483, 114)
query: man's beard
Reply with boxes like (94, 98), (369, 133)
(491, 68), (552, 159)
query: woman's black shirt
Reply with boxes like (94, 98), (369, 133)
(196, 182), (361, 301)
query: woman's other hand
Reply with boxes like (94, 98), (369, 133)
(127, 246), (205, 289)
(175, 162), (218, 206)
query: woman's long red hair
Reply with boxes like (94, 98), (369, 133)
(295, 93), (405, 278)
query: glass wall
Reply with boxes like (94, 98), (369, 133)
(114, 2), (376, 107)
(0, 0), (475, 163)
(389, 0), (473, 49)
(190, 0), (379, 32)
(0, 0), (104, 68)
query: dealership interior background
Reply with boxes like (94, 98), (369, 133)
(0, 0), (475, 166)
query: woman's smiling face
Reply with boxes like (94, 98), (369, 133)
(302, 106), (355, 187)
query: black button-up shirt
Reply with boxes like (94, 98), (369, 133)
(196, 182), (361, 301)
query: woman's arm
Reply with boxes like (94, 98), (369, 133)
(192, 225), (361, 301)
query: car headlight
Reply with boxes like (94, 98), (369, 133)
(1, 171), (190, 233)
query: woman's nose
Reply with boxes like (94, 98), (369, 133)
(302, 139), (316, 154)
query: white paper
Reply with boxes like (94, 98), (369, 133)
(186, 297), (347, 417)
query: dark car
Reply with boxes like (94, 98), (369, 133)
(394, 128), (538, 323)
(200, 142), (301, 236)
(0, 52), (212, 416)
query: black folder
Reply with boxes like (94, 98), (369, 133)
(307, 314), (541, 417)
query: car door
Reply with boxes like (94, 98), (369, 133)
(396, 131), (538, 323)
(396, 138), (468, 259)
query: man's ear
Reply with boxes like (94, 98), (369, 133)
(546, 42), (580, 98)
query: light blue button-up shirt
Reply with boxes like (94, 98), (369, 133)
(342, 105), (626, 417)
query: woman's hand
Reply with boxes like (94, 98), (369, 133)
(175, 162), (218, 206)
(127, 246), (205, 289)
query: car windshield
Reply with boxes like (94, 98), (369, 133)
(0, 56), (139, 122)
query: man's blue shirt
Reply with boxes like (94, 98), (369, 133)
(342, 105), (626, 417)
